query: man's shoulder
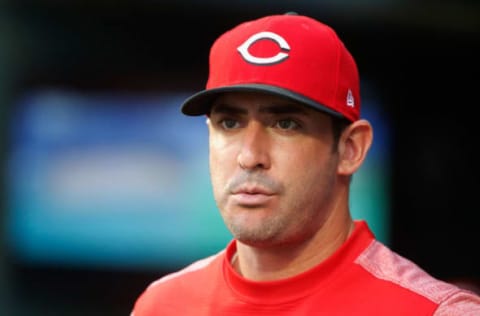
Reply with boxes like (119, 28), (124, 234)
(354, 239), (480, 313)
(131, 250), (226, 315)
(147, 249), (225, 291)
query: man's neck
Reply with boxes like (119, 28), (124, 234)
(233, 215), (355, 281)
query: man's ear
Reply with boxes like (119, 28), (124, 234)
(337, 119), (373, 176)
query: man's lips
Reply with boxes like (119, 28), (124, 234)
(230, 186), (275, 206)
(231, 185), (274, 195)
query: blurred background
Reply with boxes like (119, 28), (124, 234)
(1, 0), (479, 315)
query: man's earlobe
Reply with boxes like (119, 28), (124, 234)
(337, 119), (373, 175)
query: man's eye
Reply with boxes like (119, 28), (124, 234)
(276, 119), (299, 130)
(221, 119), (239, 129)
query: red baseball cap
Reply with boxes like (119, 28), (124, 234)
(181, 12), (360, 122)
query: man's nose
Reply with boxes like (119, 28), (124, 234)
(236, 122), (271, 170)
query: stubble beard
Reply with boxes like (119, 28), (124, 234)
(225, 209), (287, 247)
(220, 196), (321, 249)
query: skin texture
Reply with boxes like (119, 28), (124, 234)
(207, 91), (373, 281)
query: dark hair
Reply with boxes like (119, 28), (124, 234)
(331, 117), (351, 152)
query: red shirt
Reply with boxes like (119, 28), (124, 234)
(131, 221), (480, 315)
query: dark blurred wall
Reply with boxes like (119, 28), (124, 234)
(1, 3), (19, 314)
(1, 1), (479, 315)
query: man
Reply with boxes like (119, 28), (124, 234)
(131, 12), (480, 315)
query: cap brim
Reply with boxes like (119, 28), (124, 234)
(180, 84), (345, 119)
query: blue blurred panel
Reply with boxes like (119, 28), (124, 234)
(5, 86), (390, 270)
(6, 89), (232, 270)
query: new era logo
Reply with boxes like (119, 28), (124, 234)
(346, 89), (355, 107)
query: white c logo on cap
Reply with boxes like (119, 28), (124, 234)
(237, 31), (290, 65)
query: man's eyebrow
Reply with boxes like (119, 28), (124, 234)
(259, 104), (308, 115)
(210, 103), (247, 115)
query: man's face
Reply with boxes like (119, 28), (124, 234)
(208, 91), (341, 248)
